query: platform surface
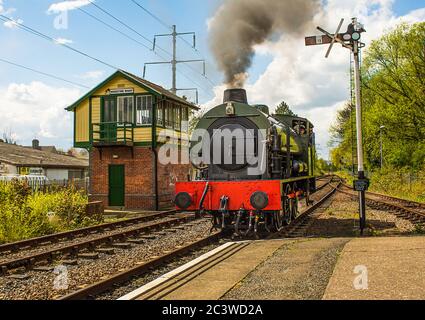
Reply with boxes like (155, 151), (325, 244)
(323, 236), (425, 300)
(162, 239), (289, 300)
(121, 235), (425, 300)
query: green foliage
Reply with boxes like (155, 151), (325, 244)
(367, 167), (425, 203)
(275, 101), (297, 116)
(188, 109), (204, 134)
(336, 167), (425, 203)
(0, 180), (95, 244)
(330, 22), (425, 171)
(315, 158), (335, 174)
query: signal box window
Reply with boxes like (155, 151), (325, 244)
(117, 96), (134, 124)
(157, 102), (164, 127)
(182, 107), (189, 132)
(136, 95), (153, 125)
(165, 102), (173, 129)
(174, 106), (181, 130)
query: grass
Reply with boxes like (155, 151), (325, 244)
(0, 180), (103, 244)
(335, 168), (425, 204)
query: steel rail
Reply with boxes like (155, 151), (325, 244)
(59, 231), (224, 300)
(120, 179), (340, 300)
(274, 177), (341, 238)
(0, 210), (176, 254)
(120, 241), (249, 300)
(336, 184), (425, 223)
(60, 177), (339, 300)
(0, 215), (192, 274)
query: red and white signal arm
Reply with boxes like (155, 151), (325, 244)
(305, 34), (343, 46)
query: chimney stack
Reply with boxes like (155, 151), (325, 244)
(223, 88), (248, 104)
(32, 139), (40, 150)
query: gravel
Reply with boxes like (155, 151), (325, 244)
(0, 218), (214, 300)
(222, 238), (349, 300)
(222, 188), (420, 300)
(0, 215), (179, 264)
(96, 238), (231, 300)
(307, 192), (417, 237)
(2, 179), (418, 300)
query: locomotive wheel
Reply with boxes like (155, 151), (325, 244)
(274, 211), (284, 231)
(291, 183), (300, 220)
(283, 184), (292, 225)
(305, 180), (311, 207)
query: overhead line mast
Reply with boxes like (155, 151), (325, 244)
(144, 25), (206, 97)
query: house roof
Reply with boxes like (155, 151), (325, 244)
(24, 146), (58, 153)
(0, 142), (88, 169)
(66, 69), (200, 111)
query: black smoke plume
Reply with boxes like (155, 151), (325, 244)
(209, 0), (319, 88)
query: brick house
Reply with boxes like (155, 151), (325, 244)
(66, 70), (198, 210)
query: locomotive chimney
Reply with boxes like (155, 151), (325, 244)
(223, 88), (248, 104)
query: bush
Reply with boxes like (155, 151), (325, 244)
(368, 167), (425, 203)
(335, 167), (425, 203)
(0, 180), (98, 244)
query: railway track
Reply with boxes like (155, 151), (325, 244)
(0, 177), (338, 300)
(0, 213), (192, 275)
(274, 176), (341, 238)
(59, 230), (224, 300)
(115, 178), (341, 301)
(0, 210), (176, 255)
(118, 241), (249, 300)
(315, 176), (333, 191)
(336, 183), (425, 226)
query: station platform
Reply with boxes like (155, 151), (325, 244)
(120, 235), (425, 300)
(323, 236), (425, 300)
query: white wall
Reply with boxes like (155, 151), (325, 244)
(44, 168), (69, 181)
(0, 163), (17, 175)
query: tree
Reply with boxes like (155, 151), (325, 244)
(188, 110), (205, 134)
(2, 129), (17, 145)
(316, 157), (336, 174)
(330, 22), (425, 170)
(275, 101), (297, 116)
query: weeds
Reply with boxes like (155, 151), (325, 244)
(0, 180), (100, 244)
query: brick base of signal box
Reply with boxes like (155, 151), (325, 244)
(89, 146), (191, 210)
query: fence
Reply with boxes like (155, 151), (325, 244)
(0, 177), (89, 194)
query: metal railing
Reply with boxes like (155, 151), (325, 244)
(91, 122), (134, 145)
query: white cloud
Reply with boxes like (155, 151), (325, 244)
(54, 37), (74, 45)
(77, 70), (104, 80)
(0, 82), (81, 147)
(204, 0), (425, 159)
(47, 0), (92, 14)
(3, 18), (23, 29)
(0, 0), (17, 15)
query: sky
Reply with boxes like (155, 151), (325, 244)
(0, 0), (424, 158)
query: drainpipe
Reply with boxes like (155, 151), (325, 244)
(152, 148), (159, 211)
(151, 96), (160, 211)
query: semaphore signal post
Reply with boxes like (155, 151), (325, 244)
(305, 18), (369, 235)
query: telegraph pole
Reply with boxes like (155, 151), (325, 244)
(305, 17), (369, 235)
(143, 25), (206, 96)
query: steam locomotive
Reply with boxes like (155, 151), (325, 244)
(174, 89), (316, 236)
